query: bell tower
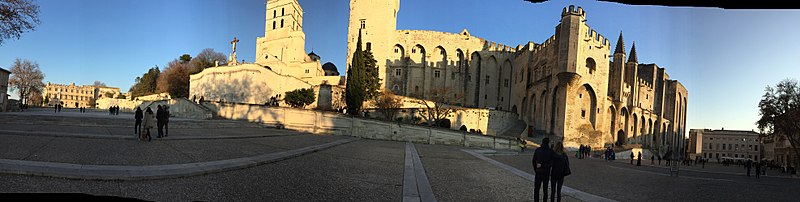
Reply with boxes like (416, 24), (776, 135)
(256, 0), (308, 66)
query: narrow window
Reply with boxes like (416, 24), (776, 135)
(434, 70), (440, 78)
(273, 21), (276, 29)
(394, 48), (398, 53)
(273, 10), (276, 18)
(360, 20), (366, 29)
(305, 69), (310, 74)
(395, 68), (401, 76)
(485, 76), (490, 84)
(581, 110), (586, 118)
(281, 19), (284, 28)
(504, 79), (509, 87)
(366, 42), (371, 51)
(282, 8), (284, 16)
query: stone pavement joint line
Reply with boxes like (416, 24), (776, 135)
(462, 149), (618, 202)
(403, 141), (437, 202)
(0, 129), (299, 140)
(0, 139), (357, 180)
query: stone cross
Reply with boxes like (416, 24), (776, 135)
(231, 37), (240, 53)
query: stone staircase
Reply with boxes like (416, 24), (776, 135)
(498, 120), (527, 138)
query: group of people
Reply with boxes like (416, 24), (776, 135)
(78, 107), (87, 113)
(531, 138), (571, 202)
(134, 105), (170, 141)
(604, 147), (616, 161)
(109, 106), (120, 115)
(53, 104), (63, 113)
(191, 95), (205, 104)
(577, 145), (592, 159)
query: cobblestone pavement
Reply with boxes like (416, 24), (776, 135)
(2, 109), (798, 201)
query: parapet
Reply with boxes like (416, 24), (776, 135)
(561, 5), (586, 18)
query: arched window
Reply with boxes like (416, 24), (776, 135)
(586, 58), (596, 74)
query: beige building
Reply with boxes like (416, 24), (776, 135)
(42, 82), (121, 108)
(191, 0), (344, 111)
(691, 129), (762, 162)
(347, 1), (689, 151)
(0, 67), (9, 112)
(762, 133), (795, 169)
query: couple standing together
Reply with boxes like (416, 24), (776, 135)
(532, 137), (571, 202)
(134, 105), (170, 141)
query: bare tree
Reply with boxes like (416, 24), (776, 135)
(93, 81), (106, 87)
(8, 58), (44, 105)
(413, 86), (465, 127)
(373, 89), (403, 121)
(0, 0), (41, 46)
(189, 48), (227, 74)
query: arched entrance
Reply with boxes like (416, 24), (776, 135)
(617, 130), (626, 146)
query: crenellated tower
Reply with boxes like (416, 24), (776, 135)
(346, 0), (400, 89)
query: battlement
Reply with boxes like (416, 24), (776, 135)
(561, 5), (586, 18)
(587, 29), (611, 46)
(534, 35), (557, 53)
(638, 78), (654, 88)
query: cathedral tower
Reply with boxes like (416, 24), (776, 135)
(256, 0), (308, 67)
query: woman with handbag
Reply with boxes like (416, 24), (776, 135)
(550, 142), (571, 202)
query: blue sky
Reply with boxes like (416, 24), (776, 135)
(2, 0), (800, 133)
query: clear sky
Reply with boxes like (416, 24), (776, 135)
(2, 0), (800, 134)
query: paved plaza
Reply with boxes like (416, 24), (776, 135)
(0, 108), (798, 201)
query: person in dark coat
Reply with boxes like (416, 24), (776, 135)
(134, 107), (143, 137)
(755, 162), (761, 178)
(651, 154), (655, 165)
(578, 145), (584, 159)
(156, 105), (165, 138)
(637, 151), (642, 166)
(163, 105), (170, 137)
(630, 152), (634, 165)
(550, 141), (570, 202)
(746, 160), (752, 177)
(532, 137), (555, 202)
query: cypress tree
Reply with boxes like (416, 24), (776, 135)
(346, 32), (366, 115)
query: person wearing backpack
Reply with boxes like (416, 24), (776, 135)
(550, 141), (571, 202)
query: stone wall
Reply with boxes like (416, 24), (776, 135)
(211, 102), (520, 151)
(96, 98), (142, 112)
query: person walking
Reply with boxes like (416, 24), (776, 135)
(134, 107), (143, 137)
(550, 142), (571, 202)
(141, 107), (155, 142)
(658, 155), (662, 165)
(578, 145), (584, 159)
(630, 152), (634, 165)
(637, 151), (642, 166)
(746, 160), (752, 177)
(586, 145), (592, 158)
(532, 137), (555, 202)
(651, 154), (655, 165)
(156, 105), (165, 138)
(755, 162), (761, 179)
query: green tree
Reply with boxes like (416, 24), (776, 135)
(179, 54), (192, 63)
(345, 32), (367, 115)
(129, 66), (160, 98)
(8, 58), (44, 105)
(363, 49), (382, 100)
(0, 0), (41, 46)
(284, 88), (315, 108)
(757, 79), (800, 171)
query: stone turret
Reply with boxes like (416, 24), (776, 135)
(628, 42), (638, 63)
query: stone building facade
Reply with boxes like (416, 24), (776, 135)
(191, 0), (344, 111)
(691, 129), (762, 162)
(0, 67), (9, 112)
(42, 82), (121, 108)
(347, 1), (689, 151)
